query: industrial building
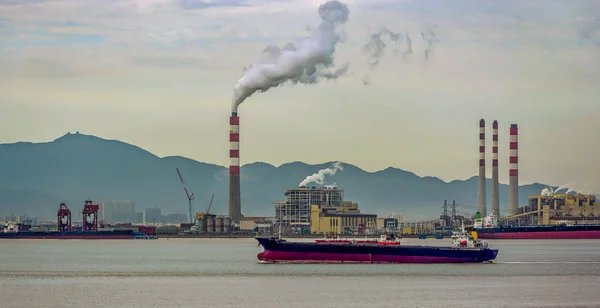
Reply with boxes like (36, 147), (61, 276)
(144, 208), (161, 224)
(273, 185), (344, 233)
(97, 200), (144, 223)
(194, 212), (232, 233)
(309, 202), (377, 235)
(506, 193), (599, 225)
(377, 217), (400, 232)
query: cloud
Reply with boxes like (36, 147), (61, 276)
(180, 0), (249, 10)
(1, 0), (600, 191)
(363, 0), (600, 46)
(0, 0), (48, 5)
(0, 19), (105, 50)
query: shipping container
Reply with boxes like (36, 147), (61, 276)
(138, 226), (156, 235)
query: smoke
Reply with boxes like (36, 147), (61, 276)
(553, 183), (574, 193)
(565, 188), (574, 194)
(577, 17), (600, 45)
(362, 24), (438, 86)
(231, 1), (350, 113)
(550, 183), (598, 196)
(299, 161), (343, 187)
(421, 23), (439, 60)
(542, 184), (593, 196)
(541, 187), (553, 197)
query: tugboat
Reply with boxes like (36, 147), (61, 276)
(256, 225), (498, 264)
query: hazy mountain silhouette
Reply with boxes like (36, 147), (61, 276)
(0, 132), (550, 221)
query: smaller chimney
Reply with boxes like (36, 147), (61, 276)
(491, 120), (499, 216)
(478, 119), (487, 217)
(508, 124), (518, 216)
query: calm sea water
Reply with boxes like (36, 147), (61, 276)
(1, 238), (599, 307)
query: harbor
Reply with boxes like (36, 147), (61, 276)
(1, 237), (599, 307)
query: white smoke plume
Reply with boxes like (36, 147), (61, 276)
(299, 162), (344, 187)
(551, 183), (596, 195)
(231, 1), (350, 113)
(541, 187), (553, 197)
(362, 24), (438, 86)
(553, 183), (574, 193)
(565, 188), (574, 194)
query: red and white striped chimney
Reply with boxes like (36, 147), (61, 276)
(229, 112), (242, 222)
(478, 119), (487, 217)
(508, 124), (518, 216)
(491, 120), (499, 217)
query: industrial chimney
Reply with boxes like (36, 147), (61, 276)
(491, 120), (500, 217)
(229, 112), (242, 222)
(508, 124), (518, 216)
(478, 119), (487, 217)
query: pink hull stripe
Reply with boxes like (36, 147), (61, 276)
(478, 230), (600, 240)
(0, 236), (133, 240)
(258, 251), (488, 264)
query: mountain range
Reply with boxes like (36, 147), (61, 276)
(0, 132), (554, 221)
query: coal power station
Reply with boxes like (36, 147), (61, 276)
(478, 119), (518, 217)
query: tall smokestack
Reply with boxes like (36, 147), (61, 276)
(229, 113), (242, 222)
(508, 124), (518, 216)
(491, 120), (499, 216)
(478, 119), (487, 217)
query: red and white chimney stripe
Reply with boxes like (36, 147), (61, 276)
(492, 121), (498, 167)
(509, 124), (518, 177)
(491, 120), (500, 216)
(479, 119), (485, 167)
(478, 119), (487, 216)
(230, 114), (240, 174)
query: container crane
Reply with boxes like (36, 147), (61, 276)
(176, 167), (195, 224)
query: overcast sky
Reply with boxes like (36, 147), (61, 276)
(1, 0), (599, 192)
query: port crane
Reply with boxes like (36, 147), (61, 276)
(176, 167), (195, 224)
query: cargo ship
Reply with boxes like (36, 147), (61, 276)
(469, 212), (600, 239)
(256, 227), (498, 264)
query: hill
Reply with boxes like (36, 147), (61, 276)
(0, 132), (550, 221)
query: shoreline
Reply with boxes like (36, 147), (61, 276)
(153, 234), (436, 239)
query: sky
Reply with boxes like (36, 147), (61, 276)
(1, 0), (599, 192)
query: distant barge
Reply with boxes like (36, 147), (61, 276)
(471, 225), (600, 239)
(470, 212), (600, 239)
